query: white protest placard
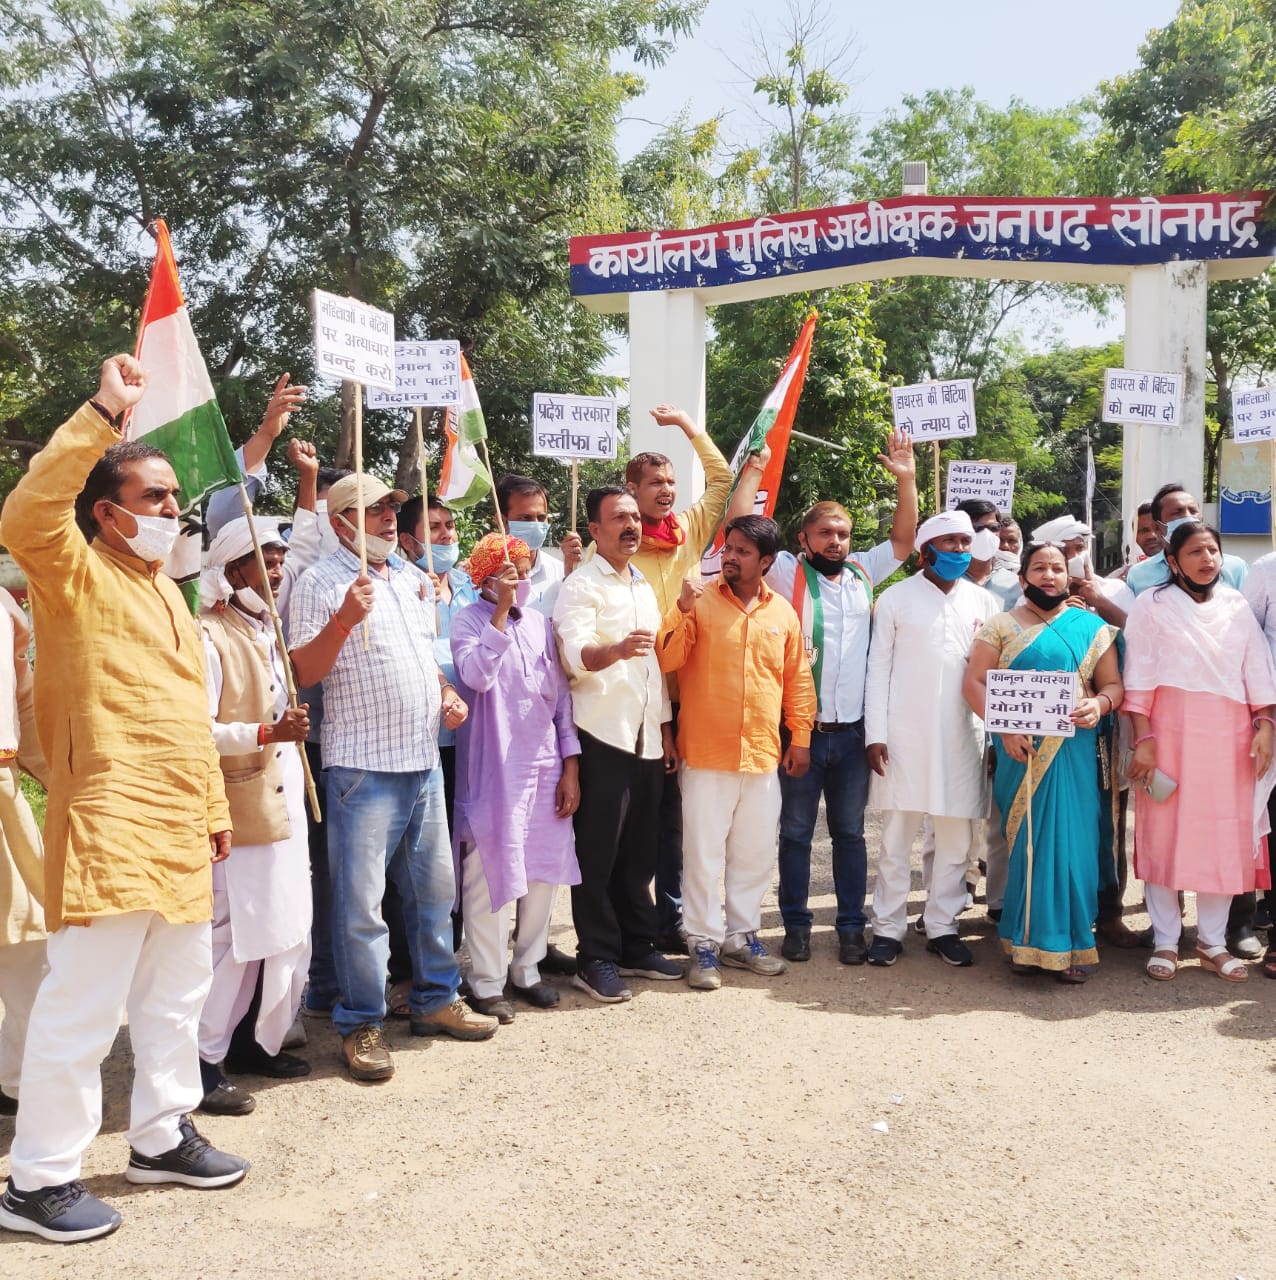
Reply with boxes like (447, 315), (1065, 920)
(890, 379), (976, 442)
(946, 461), (1016, 512)
(366, 341), (460, 409)
(532, 393), (619, 461)
(312, 290), (395, 390)
(984, 670), (1076, 738)
(1232, 386), (1276, 442)
(1102, 368), (1182, 427)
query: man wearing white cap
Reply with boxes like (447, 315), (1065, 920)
(1033, 514), (1133, 627)
(290, 474), (498, 1083)
(196, 517), (312, 1115)
(864, 511), (997, 967)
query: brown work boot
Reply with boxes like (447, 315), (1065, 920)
(409, 997), (499, 1041)
(341, 1024), (394, 1081)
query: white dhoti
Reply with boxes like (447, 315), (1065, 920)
(198, 744), (312, 1062)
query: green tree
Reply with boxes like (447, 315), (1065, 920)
(0, 0), (704, 515)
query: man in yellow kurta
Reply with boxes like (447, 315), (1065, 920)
(623, 403), (764, 951)
(0, 355), (249, 1245)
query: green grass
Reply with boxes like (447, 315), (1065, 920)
(19, 772), (46, 830)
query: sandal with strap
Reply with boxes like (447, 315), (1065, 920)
(1146, 949), (1178, 981)
(386, 980), (412, 1018)
(1195, 944), (1249, 983)
(1262, 946), (1276, 980)
(1056, 966), (1090, 985)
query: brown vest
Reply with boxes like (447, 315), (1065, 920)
(200, 607), (292, 846)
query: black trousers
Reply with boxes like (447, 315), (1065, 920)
(655, 704), (684, 935)
(571, 730), (662, 965)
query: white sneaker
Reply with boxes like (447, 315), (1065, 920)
(688, 943), (722, 990)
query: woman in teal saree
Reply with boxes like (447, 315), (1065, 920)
(964, 542), (1123, 982)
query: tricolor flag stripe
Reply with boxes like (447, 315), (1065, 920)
(438, 354), (493, 509)
(701, 313), (818, 573)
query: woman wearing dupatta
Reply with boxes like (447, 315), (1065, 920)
(1124, 523), (1276, 983)
(965, 543), (1123, 983)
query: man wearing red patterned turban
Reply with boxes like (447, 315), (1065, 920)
(450, 534), (581, 1022)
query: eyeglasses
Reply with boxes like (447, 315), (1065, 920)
(364, 500), (402, 516)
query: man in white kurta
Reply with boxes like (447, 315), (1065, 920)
(865, 512), (996, 967)
(197, 518), (312, 1115)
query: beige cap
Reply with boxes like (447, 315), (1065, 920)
(325, 473), (408, 517)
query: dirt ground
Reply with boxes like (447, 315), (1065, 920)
(4, 812), (1276, 1280)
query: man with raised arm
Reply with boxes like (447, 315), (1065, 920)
(0, 355), (248, 1244)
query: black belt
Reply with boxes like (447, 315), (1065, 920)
(814, 721), (855, 733)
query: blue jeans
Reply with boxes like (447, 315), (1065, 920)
(326, 765), (459, 1036)
(777, 721), (870, 932)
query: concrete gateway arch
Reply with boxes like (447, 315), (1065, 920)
(567, 193), (1276, 534)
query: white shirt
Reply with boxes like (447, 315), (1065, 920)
(1243, 552), (1276, 663)
(766, 542), (900, 723)
(552, 554), (670, 759)
(864, 573), (996, 819)
(527, 546), (565, 617)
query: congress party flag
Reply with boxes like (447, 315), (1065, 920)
(701, 312), (817, 574)
(128, 221), (242, 607)
(438, 353), (493, 509)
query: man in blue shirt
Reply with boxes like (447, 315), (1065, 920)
(1126, 483), (1248, 596)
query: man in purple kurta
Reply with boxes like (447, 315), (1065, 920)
(450, 534), (582, 1022)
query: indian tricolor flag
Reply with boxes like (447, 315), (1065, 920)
(438, 353), (493, 509)
(701, 312), (817, 574)
(127, 221), (242, 607)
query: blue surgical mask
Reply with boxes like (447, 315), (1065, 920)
(928, 549), (972, 581)
(1164, 516), (1199, 540)
(424, 541), (460, 574)
(508, 520), (548, 551)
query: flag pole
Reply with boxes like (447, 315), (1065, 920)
(352, 382), (370, 649)
(413, 407), (435, 574)
(234, 483), (322, 823)
(478, 436), (510, 562)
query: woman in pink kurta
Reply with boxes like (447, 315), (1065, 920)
(1124, 524), (1276, 982)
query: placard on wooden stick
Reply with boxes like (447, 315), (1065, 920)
(890, 379), (977, 442)
(946, 461), (1015, 512)
(366, 341), (460, 409)
(312, 290), (395, 390)
(984, 670), (1076, 738)
(531, 393), (619, 460)
(1102, 368), (1183, 426)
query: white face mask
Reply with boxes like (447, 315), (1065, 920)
(1067, 552), (1089, 579)
(337, 514), (396, 564)
(970, 528), (1000, 561)
(234, 586), (270, 615)
(994, 550), (1021, 575)
(110, 504), (180, 564)
(315, 499), (342, 554)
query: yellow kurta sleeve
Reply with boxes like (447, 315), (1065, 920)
(0, 403), (120, 617)
(677, 433), (734, 557)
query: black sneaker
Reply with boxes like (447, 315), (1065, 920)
(199, 1078), (256, 1117)
(125, 1115), (250, 1189)
(0, 1177), (122, 1243)
(926, 933), (974, 967)
(618, 950), (685, 980)
(867, 936), (903, 967)
(570, 960), (632, 1003)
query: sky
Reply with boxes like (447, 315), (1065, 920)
(612, 0), (1185, 353)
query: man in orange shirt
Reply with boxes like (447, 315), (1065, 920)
(657, 516), (816, 990)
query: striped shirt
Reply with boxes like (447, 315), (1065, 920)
(289, 548), (441, 773)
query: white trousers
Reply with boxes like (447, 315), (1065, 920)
(681, 767), (781, 952)
(198, 878), (309, 1062)
(0, 939), (45, 1095)
(1145, 883), (1230, 951)
(873, 810), (972, 942)
(9, 911), (211, 1190)
(461, 847), (556, 999)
